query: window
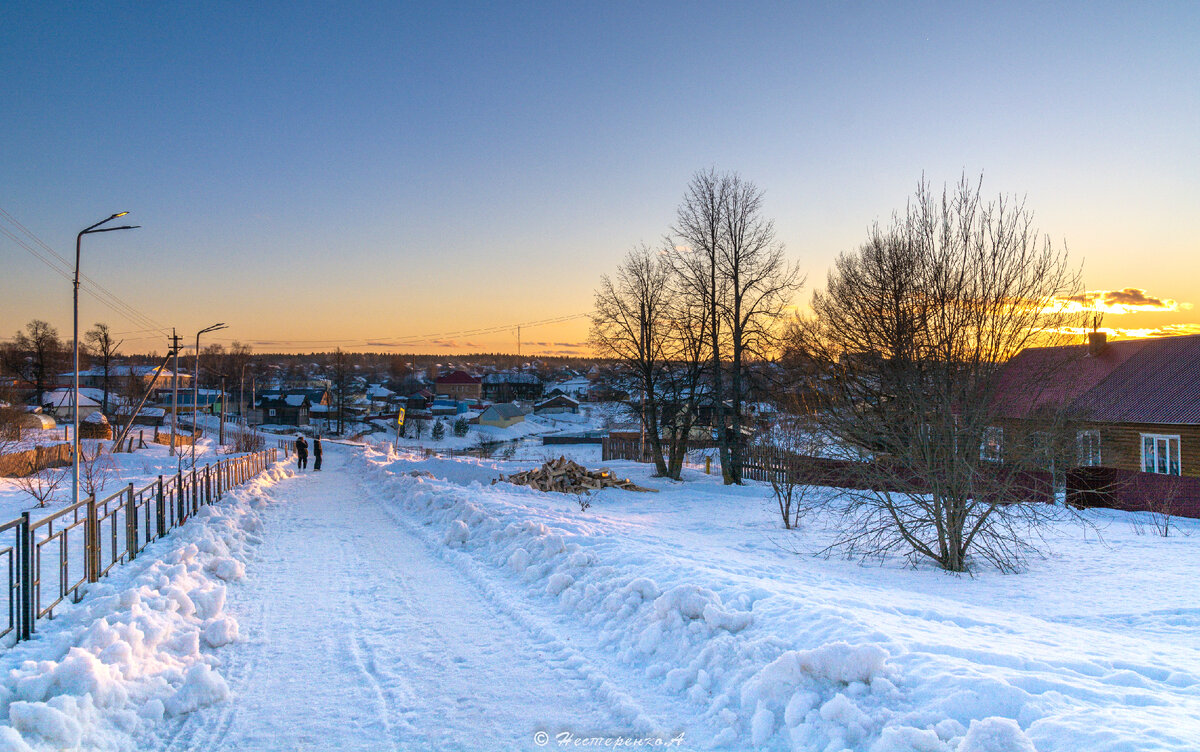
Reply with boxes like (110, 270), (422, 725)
(1141, 434), (1181, 475)
(268, 408), (277, 417)
(1076, 429), (1101, 467)
(980, 426), (1003, 463)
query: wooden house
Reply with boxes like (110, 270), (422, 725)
(991, 332), (1200, 477)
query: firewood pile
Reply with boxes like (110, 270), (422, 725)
(501, 456), (656, 493)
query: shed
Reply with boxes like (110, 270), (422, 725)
(478, 403), (525, 428)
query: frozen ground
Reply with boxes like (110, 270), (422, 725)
(1, 440), (1196, 751)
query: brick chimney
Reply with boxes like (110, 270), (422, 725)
(1087, 330), (1107, 356)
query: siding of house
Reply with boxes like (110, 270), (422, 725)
(996, 418), (1200, 478)
(1091, 422), (1200, 477)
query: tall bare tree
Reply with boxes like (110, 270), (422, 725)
(718, 175), (804, 481)
(671, 169), (733, 481)
(591, 245), (675, 477)
(84, 322), (121, 415)
(13, 320), (65, 405)
(793, 175), (1086, 572)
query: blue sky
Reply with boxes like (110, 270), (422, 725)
(2, 1), (1197, 353)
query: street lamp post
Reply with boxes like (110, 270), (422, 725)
(73, 213), (139, 505)
(191, 323), (227, 468)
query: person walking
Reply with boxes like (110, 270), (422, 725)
(313, 436), (323, 471)
(295, 434), (309, 470)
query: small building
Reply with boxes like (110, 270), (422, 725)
(534, 394), (580, 415)
(259, 394), (311, 426)
(435, 370), (482, 400)
(40, 390), (103, 423)
(478, 403), (525, 429)
(482, 372), (543, 402)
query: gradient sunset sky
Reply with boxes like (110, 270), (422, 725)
(2, 1), (1197, 356)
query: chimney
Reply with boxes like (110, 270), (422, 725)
(1087, 331), (1107, 356)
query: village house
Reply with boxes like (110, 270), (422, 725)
(991, 332), (1200, 477)
(435, 370), (482, 400)
(533, 394), (580, 415)
(259, 393), (311, 426)
(478, 403), (524, 428)
(481, 372), (543, 402)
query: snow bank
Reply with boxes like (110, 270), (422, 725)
(353, 448), (969, 751)
(0, 461), (290, 750)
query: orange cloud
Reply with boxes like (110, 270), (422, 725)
(1055, 288), (1190, 314)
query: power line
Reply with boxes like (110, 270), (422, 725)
(0, 206), (170, 336)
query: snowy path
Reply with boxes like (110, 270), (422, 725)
(156, 447), (631, 752)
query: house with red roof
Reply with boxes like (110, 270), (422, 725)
(434, 370), (482, 400)
(992, 332), (1200, 477)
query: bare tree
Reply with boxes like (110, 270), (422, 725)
(590, 245), (675, 477)
(671, 170), (803, 484)
(793, 175), (1087, 572)
(13, 320), (65, 405)
(671, 169), (734, 482)
(17, 464), (68, 507)
(759, 405), (829, 530)
(718, 175), (804, 481)
(79, 441), (118, 498)
(84, 322), (121, 416)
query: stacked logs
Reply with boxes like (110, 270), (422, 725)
(502, 456), (656, 493)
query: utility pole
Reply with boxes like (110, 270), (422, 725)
(169, 329), (181, 456)
(517, 325), (521, 358)
(219, 376), (226, 447)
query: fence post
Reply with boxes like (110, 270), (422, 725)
(126, 483), (137, 561)
(156, 475), (166, 538)
(204, 465), (211, 505)
(86, 494), (99, 584)
(18, 511), (33, 640)
(177, 471), (185, 525)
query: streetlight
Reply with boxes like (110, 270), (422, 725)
(191, 323), (227, 468)
(73, 213), (139, 505)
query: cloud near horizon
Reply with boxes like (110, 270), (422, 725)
(1055, 288), (1191, 314)
(1054, 323), (1200, 340)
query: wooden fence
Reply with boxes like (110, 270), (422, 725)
(1067, 467), (1200, 519)
(601, 436), (1053, 503)
(0, 443), (72, 478)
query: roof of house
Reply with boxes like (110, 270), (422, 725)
(994, 333), (1200, 424)
(435, 370), (481, 385)
(42, 390), (101, 409)
(481, 403), (523, 419)
(535, 394), (580, 409)
(482, 372), (541, 384)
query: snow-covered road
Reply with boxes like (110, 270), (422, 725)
(157, 446), (643, 752)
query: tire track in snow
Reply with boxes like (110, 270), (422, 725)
(352, 469), (695, 743)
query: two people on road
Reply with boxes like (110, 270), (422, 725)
(295, 435), (308, 469)
(294, 434), (323, 471)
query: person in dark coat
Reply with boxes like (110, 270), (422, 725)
(295, 435), (309, 469)
(313, 436), (323, 471)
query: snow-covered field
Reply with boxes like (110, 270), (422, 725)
(1, 438), (1196, 751)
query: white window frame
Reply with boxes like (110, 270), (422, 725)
(1076, 429), (1101, 467)
(1140, 433), (1181, 475)
(268, 408), (277, 417)
(980, 426), (1003, 463)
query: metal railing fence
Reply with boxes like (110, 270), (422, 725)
(1, 447), (277, 646)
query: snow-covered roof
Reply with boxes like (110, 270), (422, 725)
(42, 390), (101, 408)
(482, 372), (541, 384)
(285, 394), (306, 407)
(481, 403), (523, 419)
